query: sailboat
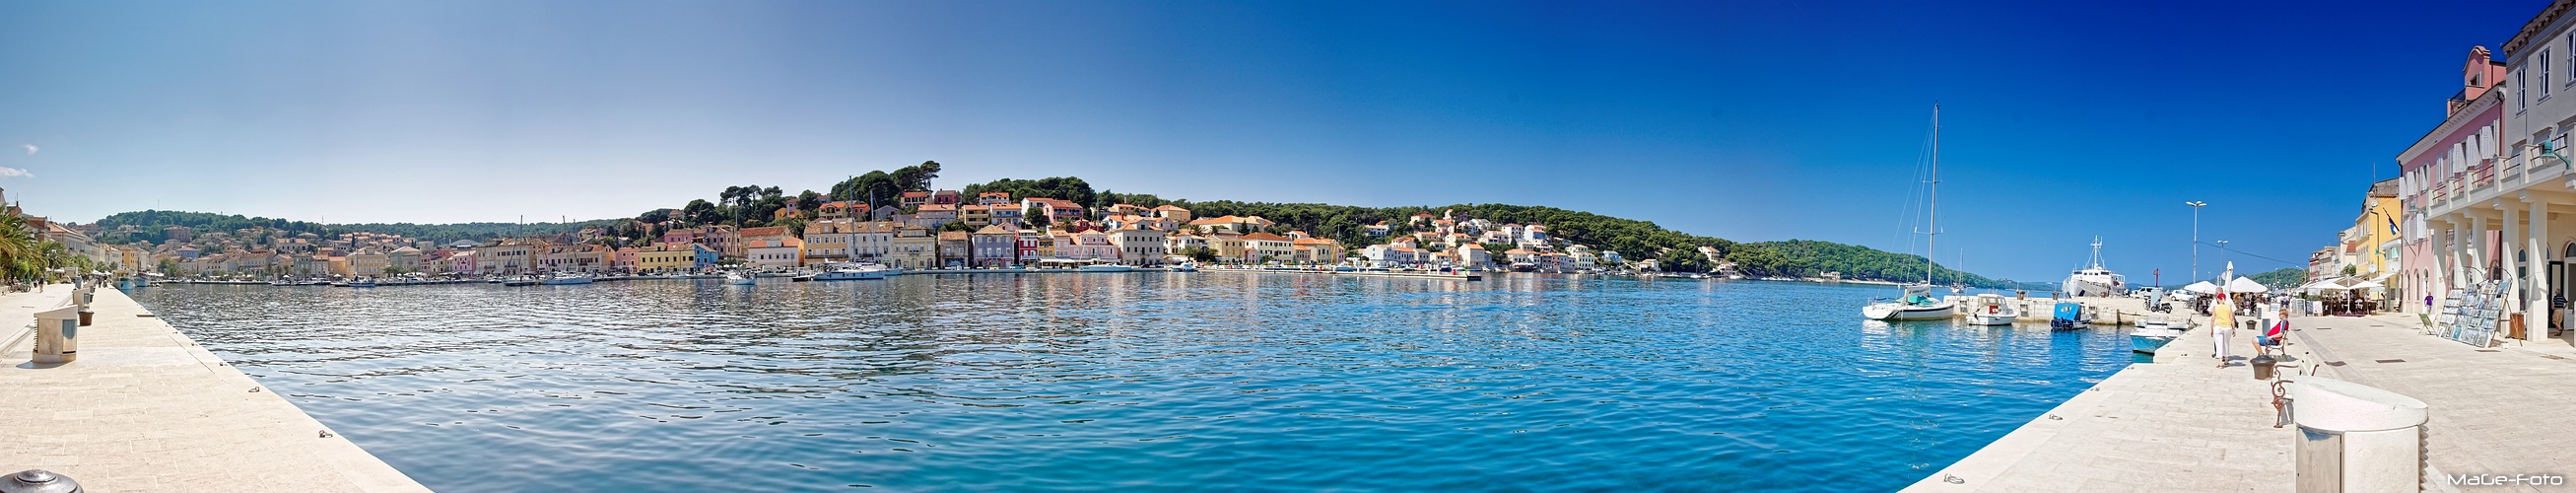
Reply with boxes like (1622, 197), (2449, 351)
(2063, 237), (2126, 297)
(1863, 105), (1960, 321)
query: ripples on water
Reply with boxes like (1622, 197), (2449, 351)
(133, 274), (2131, 491)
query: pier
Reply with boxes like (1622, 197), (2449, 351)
(0, 285), (425, 492)
(1909, 313), (2576, 491)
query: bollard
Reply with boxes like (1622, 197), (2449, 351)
(2289, 377), (2429, 493)
(0, 469), (82, 493)
(31, 306), (78, 364)
(2251, 353), (2276, 380)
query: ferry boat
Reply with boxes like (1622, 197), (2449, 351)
(1961, 294), (2018, 325)
(540, 273), (595, 285)
(2063, 237), (2126, 297)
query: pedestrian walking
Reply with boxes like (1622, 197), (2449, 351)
(2209, 293), (2235, 368)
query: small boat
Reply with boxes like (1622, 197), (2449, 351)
(725, 272), (757, 285)
(2050, 302), (2087, 328)
(348, 277), (376, 288)
(1333, 265), (1357, 272)
(269, 279), (295, 286)
(2131, 318), (2186, 353)
(502, 276), (539, 287)
(1076, 262), (1136, 273)
(1509, 261), (1537, 272)
(1169, 263), (1200, 272)
(541, 273), (595, 285)
(1962, 294), (2018, 325)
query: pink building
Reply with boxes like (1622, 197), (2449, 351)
(449, 250), (478, 274)
(2397, 45), (2508, 313)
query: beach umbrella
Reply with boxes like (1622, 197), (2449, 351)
(2225, 276), (2268, 293)
(2182, 281), (2220, 294)
(2295, 278), (2344, 291)
(2344, 279), (2384, 290)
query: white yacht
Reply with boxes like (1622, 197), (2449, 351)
(1864, 105), (1959, 321)
(540, 273), (595, 285)
(813, 263), (891, 281)
(2063, 237), (2126, 297)
(725, 272), (757, 285)
(1077, 262), (1137, 273)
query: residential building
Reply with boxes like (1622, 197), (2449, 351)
(1111, 225), (1166, 265)
(890, 226), (936, 270)
(913, 204), (959, 229)
(802, 219), (854, 264)
(1210, 230), (1246, 263)
(747, 236), (805, 268)
(937, 231), (972, 268)
(852, 221), (898, 262)
(971, 225), (1017, 267)
(1241, 232), (1293, 263)
(977, 191), (1013, 205)
(348, 247), (388, 276)
(961, 204), (994, 228)
(900, 190), (931, 210)
(2399, 45), (2510, 314)
(1151, 204), (1192, 222)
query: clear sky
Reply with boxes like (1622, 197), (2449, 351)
(0, 0), (2546, 281)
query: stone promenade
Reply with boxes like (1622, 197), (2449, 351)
(1902, 316), (2299, 492)
(1909, 312), (2576, 492)
(0, 285), (425, 492)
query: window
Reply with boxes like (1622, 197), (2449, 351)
(2524, 69), (2531, 108)
(2547, 50), (2555, 98)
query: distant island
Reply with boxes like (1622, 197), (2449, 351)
(79, 162), (2020, 288)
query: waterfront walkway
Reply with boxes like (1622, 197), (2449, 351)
(1902, 318), (2298, 492)
(1910, 312), (2576, 492)
(0, 285), (425, 492)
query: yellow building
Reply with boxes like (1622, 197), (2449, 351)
(636, 245), (698, 272)
(2353, 178), (2401, 276)
(890, 225), (937, 270)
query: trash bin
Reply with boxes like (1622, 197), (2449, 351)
(2289, 377), (2429, 493)
(32, 306), (79, 364)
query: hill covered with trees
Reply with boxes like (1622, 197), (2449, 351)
(95, 165), (2016, 288)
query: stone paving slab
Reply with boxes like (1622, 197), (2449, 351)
(0, 286), (426, 492)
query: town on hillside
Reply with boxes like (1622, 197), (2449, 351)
(52, 187), (1734, 280)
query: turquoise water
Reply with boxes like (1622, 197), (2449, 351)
(132, 274), (2132, 491)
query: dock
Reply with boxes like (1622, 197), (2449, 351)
(1200, 268), (1481, 281)
(0, 285), (426, 492)
(1908, 313), (2576, 491)
(1941, 295), (2158, 325)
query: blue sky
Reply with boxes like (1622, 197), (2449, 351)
(0, 0), (2545, 281)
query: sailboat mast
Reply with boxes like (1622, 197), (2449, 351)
(1925, 105), (1939, 286)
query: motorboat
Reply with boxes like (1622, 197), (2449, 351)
(2050, 303), (2087, 328)
(1961, 294), (2018, 325)
(2063, 237), (2126, 297)
(1169, 263), (1200, 272)
(348, 277), (376, 288)
(1509, 261), (1537, 272)
(2131, 318), (2187, 353)
(541, 273), (595, 285)
(502, 276), (539, 287)
(725, 272), (757, 285)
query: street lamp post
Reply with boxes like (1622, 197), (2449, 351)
(2187, 201), (2206, 282)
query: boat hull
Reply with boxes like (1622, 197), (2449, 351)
(1963, 312), (2016, 325)
(2131, 334), (2177, 353)
(1862, 301), (1956, 321)
(2064, 277), (2122, 297)
(814, 271), (887, 281)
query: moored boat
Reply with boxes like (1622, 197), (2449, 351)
(725, 272), (756, 285)
(813, 263), (891, 281)
(1961, 294), (2018, 325)
(2064, 237), (2126, 297)
(1864, 105), (1958, 322)
(541, 273), (595, 285)
(2131, 318), (2186, 353)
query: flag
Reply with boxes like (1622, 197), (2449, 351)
(2387, 215), (2400, 236)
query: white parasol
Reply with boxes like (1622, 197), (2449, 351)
(2225, 276), (2269, 293)
(2182, 281), (2220, 294)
